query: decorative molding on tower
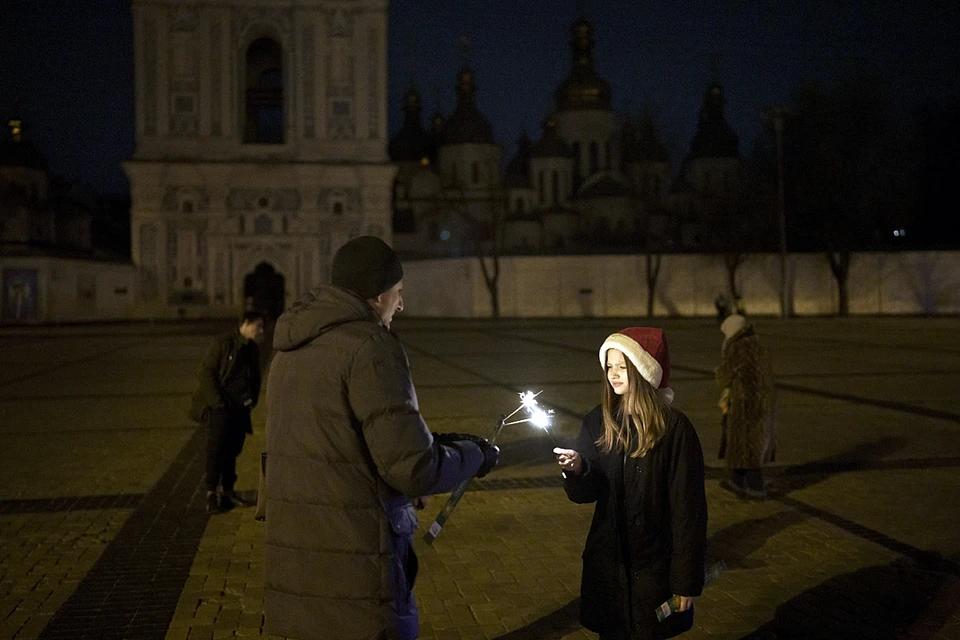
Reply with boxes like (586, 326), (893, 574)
(232, 7), (294, 43)
(302, 23), (317, 139)
(326, 8), (357, 140)
(367, 27), (379, 140)
(210, 20), (223, 136)
(170, 6), (196, 32)
(143, 17), (158, 135)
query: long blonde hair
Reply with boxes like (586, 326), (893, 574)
(598, 355), (669, 458)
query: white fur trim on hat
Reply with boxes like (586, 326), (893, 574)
(599, 334), (663, 389)
(720, 313), (747, 339)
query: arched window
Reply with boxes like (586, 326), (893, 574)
(538, 170), (545, 204)
(552, 170), (559, 204)
(605, 142), (612, 170)
(589, 141), (599, 175)
(472, 161), (480, 184)
(516, 198), (525, 213)
(244, 38), (284, 144)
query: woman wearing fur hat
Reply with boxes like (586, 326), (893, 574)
(553, 328), (707, 639)
(716, 314), (777, 499)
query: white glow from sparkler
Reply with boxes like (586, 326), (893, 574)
(520, 390), (540, 409)
(531, 408), (551, 429)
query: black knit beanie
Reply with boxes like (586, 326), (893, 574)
(331, 236), (403, 299)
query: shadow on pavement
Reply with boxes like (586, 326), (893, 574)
(493, 598), (582, 639)
(766, 436), (909, 498)
(708, 509), (809, 570)
(742, 556), (960, 640)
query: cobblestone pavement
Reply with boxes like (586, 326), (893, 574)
(1, 317), (959, 639)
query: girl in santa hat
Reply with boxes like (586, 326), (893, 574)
(554, 327), (708, 640)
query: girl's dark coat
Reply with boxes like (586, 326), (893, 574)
(564, 405), (708, 639)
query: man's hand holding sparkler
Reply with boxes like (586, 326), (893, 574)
(423, 390), (554, 544)
(433, 432), (501, 477)
(553, 448), (582, 475)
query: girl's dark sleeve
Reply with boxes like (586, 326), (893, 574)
(562, 418), (603, 504)
(668, 417), (708, 596)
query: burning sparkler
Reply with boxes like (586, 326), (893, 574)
(423, 390), (555, 545)
(503, 391), (557, 446)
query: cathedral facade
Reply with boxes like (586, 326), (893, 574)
(125, 0), (395, 318)
(390, 16), (747, 258)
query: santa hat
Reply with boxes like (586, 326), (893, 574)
(599, 327), (674, 404)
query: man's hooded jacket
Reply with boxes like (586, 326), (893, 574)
(263, 285), (483, 640)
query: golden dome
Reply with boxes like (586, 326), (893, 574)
(555, 17), (612, 111)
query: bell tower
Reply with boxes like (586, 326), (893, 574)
(124, 0), (396, 318)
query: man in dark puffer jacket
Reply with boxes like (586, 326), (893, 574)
(264, 236), (499, 640)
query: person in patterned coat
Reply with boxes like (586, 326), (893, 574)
(715, 314), (777, 498)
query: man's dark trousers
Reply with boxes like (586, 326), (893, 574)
(206, 406), (251, 493)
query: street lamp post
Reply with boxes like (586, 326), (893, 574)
(765, 106), (790, 319)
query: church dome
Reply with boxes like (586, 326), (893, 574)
(529, 117), (573, 159)
(1, 118), (47, 169)
(503, 131), (532, 188)
(442, 65), (495, 146)
(554, 17), (612, 112)
(622, 113), (669, 164)
(388, 87), (433, 162)
(685, 82), (739, 159)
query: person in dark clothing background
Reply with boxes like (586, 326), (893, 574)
(190, 310), (265, 513)
(553, 327), (708, 639)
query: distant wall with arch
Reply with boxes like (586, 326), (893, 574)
(400, 251), (960, 318)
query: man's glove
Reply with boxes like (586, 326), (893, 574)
(433, 432), (488, 447)
(476, 441), (500, 478)
(433, 432), (500, 478)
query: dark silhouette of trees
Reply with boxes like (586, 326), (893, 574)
(777, 75), (891, 315)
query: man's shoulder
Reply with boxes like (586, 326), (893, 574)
(207, 330), (235, 352)
(309, 318), (402, 360)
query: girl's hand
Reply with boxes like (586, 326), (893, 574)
(553, 448), (582, 474)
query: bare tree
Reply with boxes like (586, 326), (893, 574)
(781, 76), (888, 315)
(644, 252), (661, 317)
(627, 187), (665, 317)
(409, 188), (505, 318)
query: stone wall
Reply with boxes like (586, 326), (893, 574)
(1, 257), (135, 324)
(401, 252), (960, 318)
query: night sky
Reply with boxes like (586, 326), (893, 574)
(2, 0), (958, 197)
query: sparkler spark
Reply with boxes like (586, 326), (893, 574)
(503, 390), (558, 445)
(531, 408), (551, 428)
